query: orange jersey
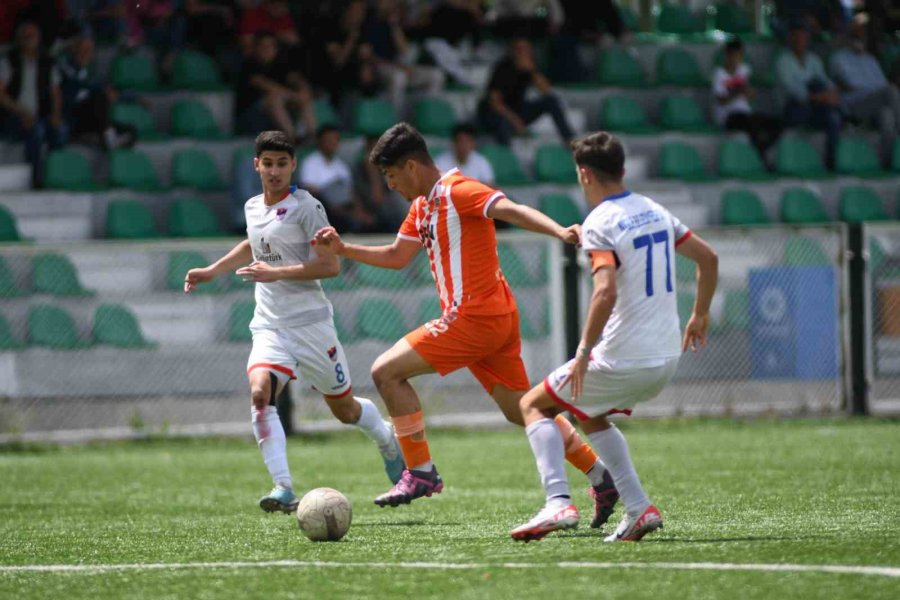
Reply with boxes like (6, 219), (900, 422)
(398, 168), (517, 316)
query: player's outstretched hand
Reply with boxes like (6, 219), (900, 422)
(559, 224), (581, 246)
(682, 313), (709, 352)
(236, 261), (281, 283)
(313, 227), (345, 255)
(184, 267), (215, 294)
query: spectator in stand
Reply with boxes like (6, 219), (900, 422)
(87, 0), (128, 44)
(0, 21), (66, 186)
(363, 0), (444, 113)
(351, 134), (406, 233)
(435, 123), (495, 183)
(184, 0), (236, 58)
(126, 0), (185, 78)
(477, 38), (574, 146)
(776, 21), (842, 170)
(712, 38), (783, 159)
(0, 1), (33, 46)
(830, 13), (900, 166)
(487, 0), (563, 39)
(410, 0), (484, 87)
(551, 0), (627, 83)
(314, 0), (379, 107)
(238, 0), (301, 58)
(235, 31), (316, 144)
(58, 34), (135, 149)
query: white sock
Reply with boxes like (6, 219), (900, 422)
(252, 406), (292, 490)
(352, 397), (394, 448)
(526, 418), (570, 503)
(588, 425), (650, 517)
(586, 459), (611, 487)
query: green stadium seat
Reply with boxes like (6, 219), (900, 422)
(892, 138), (900, 172)
(0, 256), (27, 297)
(499, 243), (539, 287)
(780, 188), (828, 224)
(677, 291), (695, 326)
(601, 96), (656, 134)
(93, 304), (155, 348)
(596, 47), (646, 87)
(835, 137), (885, 177)
(109, 149), (164, 191)
(353, 98), (397, 137)
(715, 3), (753, 33)
(723, 290), (749, 330)
(171, 50), (224, 91)
(539, 194), (583, 227)
(519, 309), (541, 340)
(228, 299), (255, 342)
(656, 48), (707, 86)
(718, 139), (771, 180)
(659, 95), (713, 132)
(110, 52), (160, 91)
(167, 198), (224, 238)
(418, 296), (443, 323)
(314, 99), (341, 128)
(29, 304), (88, 349)
(320, 269), (352, 291)
(775, 137), (827, 179)
(167, 251), (223, 293)
(172, 148), (226, 191)
(333, 310), (352, 342)
(412, 98), (456, 137)
(110, 102), (164, 141)
(33, 253), (93, 296)
(534, 144), (577, 184)
(720, 189), (770, 226)
(357, 299), (408, 341)
(171, 100), (226, 140)
(657, 4), (703, 35)
(659, 142), (712, 181)
(410, 253), (433, 287)
(675, 252), (696, 284)
(784, 236), (831, 266)
(353, 263), (409, 289)
(480, 144), (530, 186)
(106, 199), (161, 239)
(44, 148), (101, 191)
(839, 186), (887, 223)
(0, 310), (22, 349)
(0, 205), (23, 242)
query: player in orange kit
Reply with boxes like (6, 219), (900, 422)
(313, 123), (621, 523)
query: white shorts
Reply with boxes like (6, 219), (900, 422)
(543, 355), (680, 420)
(247, 319), (351, 398)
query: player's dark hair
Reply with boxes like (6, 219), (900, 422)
(570, 131), (625, 182)
(725, 38), (744, 55)
(255, 130), (295, 158)
(452, 123), (477, 139)
(316, 124), (340, 139)
(368, 122), (433, 168)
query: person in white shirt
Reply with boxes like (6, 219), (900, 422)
(511, 131), (718, 543)
(184, 131), (404, 514)
(435, 123), (496, 184)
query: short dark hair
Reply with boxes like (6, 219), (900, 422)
(570, 131), (625, 182)
(368, 122), (433, 168)
(724, 38), (744, 54)
(316, 124), (340, 139)
(255, 130), (295, 158)
(452, 123), (477, 139)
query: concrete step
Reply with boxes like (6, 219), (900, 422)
(0, 163), (31, 192)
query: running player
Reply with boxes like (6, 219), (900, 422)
(313, 123), (620, 523)
(510, 131), (718, 542)
(184, 131), (405, 514)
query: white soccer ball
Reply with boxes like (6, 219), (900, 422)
(295, 487), (352, 542)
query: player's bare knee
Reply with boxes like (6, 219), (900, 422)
(370, 357), (396, 390)
(249, 385), (269, 410)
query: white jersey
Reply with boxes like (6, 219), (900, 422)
(581, 191), (692, 363)
(244, 186), (333, 330)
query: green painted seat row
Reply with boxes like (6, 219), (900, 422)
(0, 304), (154, 350)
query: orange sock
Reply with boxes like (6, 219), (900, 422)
(555, 413), (599, 474)
(392, 411), (432, 470)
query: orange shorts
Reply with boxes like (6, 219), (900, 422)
(405, 309), (530, 393)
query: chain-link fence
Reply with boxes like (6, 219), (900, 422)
(866, 224), (900, 416)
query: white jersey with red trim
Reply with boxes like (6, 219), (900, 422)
(581, 191), (692, 363)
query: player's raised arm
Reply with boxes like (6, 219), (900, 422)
(675, 234), (719, 352)
(487, 198), (580, 245)
(184, 239), (253, 293)
(313, 226), (421, 270)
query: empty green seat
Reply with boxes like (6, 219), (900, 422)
(480, 144), (529, 186)
(0, 205), (22, 242)
(499, 243), (539, 287)
(659, 95), (712, 132)
(0, 256), (26, 297)
(784, 236), (831, 266)
(314, 99), (341, 128)
(0, 310), (22, 349)
(659, 142), (711, 181)
(535, 144), (577, 184)
(601, 96), (656, 134)
(357, 299), (407, 341)
(171, 50), (224, 91)
(106, 199), (161, 239)
(836, 137), (884, 177)
(110, 102), (164, 141)
(596, 47), (646, 87)
(892, 138), (900, 172)
(656, 48), (707, 86)
(715, 3), (753, 33)
(412, 98), (456, 137)
(110, 52), (160, 91)
(418, 296), (443, 323)
(171, 100), (226, 139)
(353, 98), (397, 137)
(28, 304), (88, 348)
(44, 148), (100, 191)
(720, 189), (770, 226)
(718, 139), (771, 180)
(539, 194), (582, 227)
(657, 3), (703, 34)
(167, 198), (224, 238)
(109, 149), (164, 191)
(33, 253), (93, 296)
(776, 137), (827, 178)
(675, 252), (696, 283)
(410, 253), (434, 287)
(677, 291), (696, 326)
(353, 263), (409, 289)
(167, 251), (223, 293)
(780, 188), (828, 224)
(839, 186), (887, 223)
(723, 290), (749, 330)
(93, 304), (154, 348)
(172, 149), (226, 191)
(228, 299), (255, 342)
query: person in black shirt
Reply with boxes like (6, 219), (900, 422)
(311, 0), (379, 108)
(477, 38), (574, 145)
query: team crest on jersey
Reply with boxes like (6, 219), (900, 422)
(327, 346), (338, 361)
(276, 207), (288, 220)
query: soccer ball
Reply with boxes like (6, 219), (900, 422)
(295, 488), (352, 542)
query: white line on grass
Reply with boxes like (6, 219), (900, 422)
(1, 561), (898, 578)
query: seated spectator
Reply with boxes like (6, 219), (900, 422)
(235, 31), (316, 144)
(351, 134), (406, 233)
(58, 34), (135, 149)
(126, 0), (185, 78)
(830, 13), (900, 166)
(713, 38), (783, 159)
(0, 21), (66, 186)
(412, 0), (484, 87)
(552, 0), (627, 83)
(776, 22), (842, 170)
(487, 0), (563, 39)
(313, 0), (379, 107)
(238, 0), (301, 59)
(88, 0), (129, 44)
(477, 38), (574, 146)
(435, 123), (495, 183)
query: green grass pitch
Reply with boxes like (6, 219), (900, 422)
(1, 418), (898, 599)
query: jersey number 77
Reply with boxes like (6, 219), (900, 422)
(633, 229), (672, 297)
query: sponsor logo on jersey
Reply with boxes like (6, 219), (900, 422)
(256, 236), (283, 263)
(327, 346), (338, 361)
(276, 207), (288, 220)
(616, 209), (664, 232)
